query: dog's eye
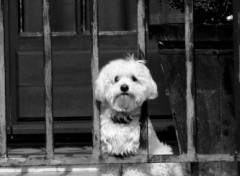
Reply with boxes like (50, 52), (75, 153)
(114, 76), (120, 82)
(131, 75), (138, 82)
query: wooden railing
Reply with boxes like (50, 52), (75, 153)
(0, 0), (239, 171)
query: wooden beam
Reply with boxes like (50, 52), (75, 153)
(91, 0), (100, 163)
(137, 0), (148, 162)
(149, 153), (239, 163)
(0, 153), (238, 166)
(43, 0), (54, 159)
(0, 0), (6, 158)
(184, 0), (195, 154)
(137, 0), (146, 60)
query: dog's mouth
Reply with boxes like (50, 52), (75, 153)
(113, 93), (137, 112)
(117, 92), (131, 97)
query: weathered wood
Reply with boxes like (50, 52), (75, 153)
(233, 0), (240, 173)
(0, 0), (6, 158)
(149, 24), (232, 41)
(137, 0), (146, 60)
(0, 165), (98, 175)
(91, 0), (100, 163)
(0, 153), (238, 167)
(219, 54), (237, 175)
(149, 153), (239, 163)
(16, 50), (167, 120)
(158, 53), (188, 154)
(43, 0), (54, 159)
(18, 86), (92, 118)
(137, 0), (148, 161)
(195, 54), (222, 175)
(184, 0), (195, 155)
(157, 49), (236, 175)
(149, 24), (232, 49)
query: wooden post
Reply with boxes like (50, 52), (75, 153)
(137, 0), (148, 161)
(184, 1), (197, 174)
(91, 0), (100, 163)
(184, 0), (195, 155)
(137, 0), (146, 60)
(0, 0), (6, 158)
(43, 0), (54, 159)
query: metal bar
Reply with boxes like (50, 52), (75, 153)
(137, 0), (148, 161)
(91, 0), (100, 163)
(184, 0), (195, 154)
(0, 0), (7, 158)
(43, 0), (54, 159)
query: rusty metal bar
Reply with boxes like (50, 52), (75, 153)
(137, 0), (148, 161)
(43, 0), (54, 159)
(91, 0), (100, 163)
(184, 0), (196, 155)
(0, 0), (7, 158)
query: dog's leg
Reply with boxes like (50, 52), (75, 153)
(122, 164), (150, 176)
(148, 119), (185, 176)
(98, 164), (121, 176)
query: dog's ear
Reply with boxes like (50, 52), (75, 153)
(139, 63), (158, 100)
(95, 71), (107, 102)
(147, 75), (158, 100)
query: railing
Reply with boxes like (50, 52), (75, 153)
(0, 0), (239, 171)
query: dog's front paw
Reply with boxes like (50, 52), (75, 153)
(98, 164), (121, 176)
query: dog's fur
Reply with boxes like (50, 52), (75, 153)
(95, 55), (184, 176)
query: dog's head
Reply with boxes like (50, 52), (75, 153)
(95, 55), (158, 112)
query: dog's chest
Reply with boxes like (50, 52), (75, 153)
(100, 116), (140, 155)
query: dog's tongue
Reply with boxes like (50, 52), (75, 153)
(117, 95), (132, 110)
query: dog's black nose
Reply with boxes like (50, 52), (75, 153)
(120, 84), (129, 92)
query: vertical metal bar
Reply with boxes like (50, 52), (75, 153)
(137, 0), (148, 161)
(43, 0), (54, 159)
(0, 0), (7, 158)
(91, 0), (100, 163)
(184, 0), (195, 154)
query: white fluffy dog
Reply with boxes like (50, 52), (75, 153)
(95, 55), (184, 176)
